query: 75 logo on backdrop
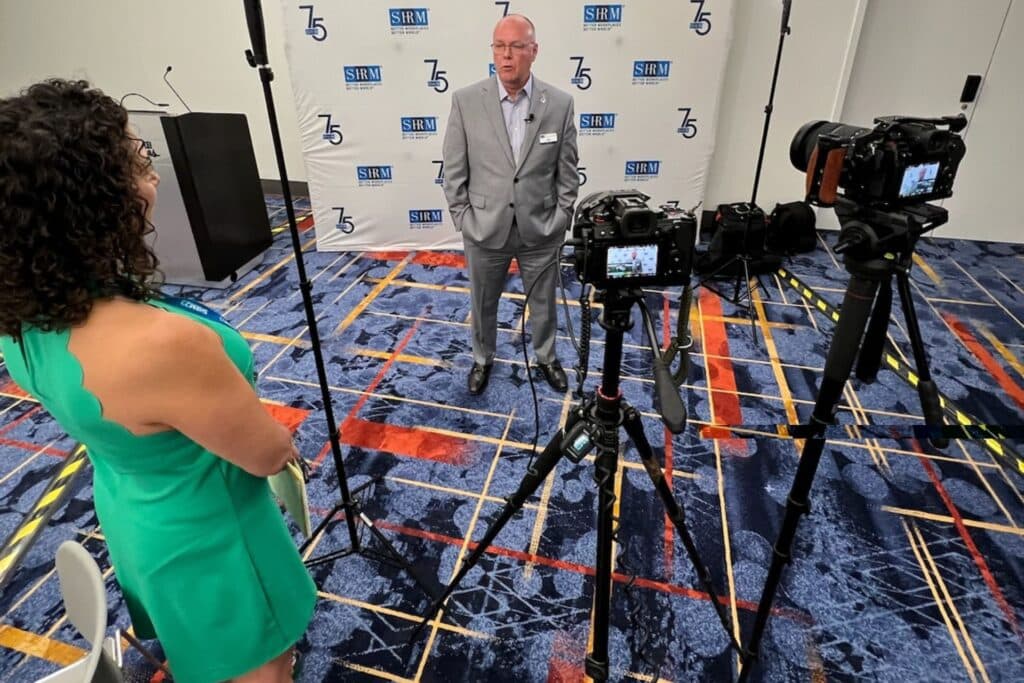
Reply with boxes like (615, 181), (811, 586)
(332, 206), (355, 234)
(690, 0), (712, 35)
(424, 59), (449, 93)
(677, 107), (698, 138)
(432, 159), (445, 185)
(317, 114), (343, 145)
(298, 5), (327, 41)
(570, 56), (592, 90)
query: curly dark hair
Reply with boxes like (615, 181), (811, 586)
(0, 78), (160, 337)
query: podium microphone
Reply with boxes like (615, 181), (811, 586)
(118, 92), (169, 109)
(163, 66), (193, 113)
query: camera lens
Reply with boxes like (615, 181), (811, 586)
(790, 121), (872, 172)
(790, 121), (830, 172)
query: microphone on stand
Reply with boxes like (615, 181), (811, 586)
(781, 0), (792, 34)
(119, 92), (169, 109)
(163, 66), (193, 113)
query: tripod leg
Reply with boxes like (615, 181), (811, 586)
(620, 406), (742, 654)
(741, 257), (759, 347)
(411, 409), (582, 640)
(738, 274), (880, 682)
(854, 280), (890, 383)
(586, 417), (620, 682)
(895, 271), (948, 449)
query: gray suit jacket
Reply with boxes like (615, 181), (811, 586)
(442, 75), (579, 249)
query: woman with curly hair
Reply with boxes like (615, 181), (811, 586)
(0, 79), (316, 683)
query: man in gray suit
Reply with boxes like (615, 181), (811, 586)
(442, 14), (579, 395)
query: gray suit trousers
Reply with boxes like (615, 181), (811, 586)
(463, 223), (562, 366)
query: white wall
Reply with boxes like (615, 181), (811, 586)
(0, 0), (304, 185)
(703, 0), (868, 223)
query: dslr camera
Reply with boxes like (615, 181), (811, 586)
(790, 114), (967, 208)
(571, 190), (696, 289)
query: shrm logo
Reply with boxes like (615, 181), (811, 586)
(401, 116), (438, 140)
(579, 113), (616, 136)
(625, 160), (661, 181)
(401, 116), (437, 132)
(633, 61), (671, 81)
(344, 65), (382, 90)
(409, 209), (444, 228)
(389, 7), (429, 34)
(356, 165), (393, 186)
(389, 7), (428, 26)
(583, 5), (622, 30)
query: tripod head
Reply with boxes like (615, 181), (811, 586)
(588, 287), (688, 435)
(833, 198), (948, 273)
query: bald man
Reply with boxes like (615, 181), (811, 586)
(442, 14), (579, 395)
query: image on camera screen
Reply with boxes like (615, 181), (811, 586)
(606, 244), (658, 279)
(899, 161), (940, 198)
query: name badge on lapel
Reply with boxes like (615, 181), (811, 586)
(539, 133), (558, 144)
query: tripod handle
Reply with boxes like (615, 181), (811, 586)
(638, 301), (687, 434)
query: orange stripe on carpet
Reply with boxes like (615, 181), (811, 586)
(297, 214), (315, 232)
(0, 437), (69, 458)
(943, 312), (1024, 412)
(365, 250), (412, 261)
(314, 317), (471, 466)
(662, 294), (675, 577)
(913, 439), (1022, 640)
(340, 417), (470, 465)
(368, 250), (519, 273)
(698, 290), (746, 454)
(0, 380), (30, 399)
(413, 252), (466, 269)
(546, 631), (586, 683)
(262, 403), (311, 435)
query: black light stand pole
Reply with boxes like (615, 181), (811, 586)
(240, 0), (436, 596)
(751, 0), (793, 209)
(700, 0), (794, 345)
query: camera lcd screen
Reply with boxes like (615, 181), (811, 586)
(606, 244), (658, 279)
(899, 162), (941, 198)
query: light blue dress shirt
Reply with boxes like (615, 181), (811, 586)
(498, 74), (533, 166)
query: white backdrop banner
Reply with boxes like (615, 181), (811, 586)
(279, 1), (735, 251)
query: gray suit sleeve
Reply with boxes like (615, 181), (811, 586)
(556, 96), (580, 221)
(442, 94), (470, 231)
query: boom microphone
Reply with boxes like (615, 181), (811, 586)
(162, 66), (192, 113)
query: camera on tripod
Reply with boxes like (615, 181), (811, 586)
(791, 114), (967, 209)
(571, 190), (696, 289)
(791, 113), (967, 260)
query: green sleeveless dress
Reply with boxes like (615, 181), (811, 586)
(0, 298), (317, 683)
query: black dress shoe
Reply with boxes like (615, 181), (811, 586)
(537, 359), (568, 392)
(468, 363), (492, 395)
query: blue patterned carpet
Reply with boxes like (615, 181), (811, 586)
(1, 196), (1023, 682)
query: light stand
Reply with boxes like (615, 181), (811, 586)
(700, 0), (794, 344)
(240, 0), (436, 597)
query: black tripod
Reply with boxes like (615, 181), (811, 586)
(412, 288), (740, 680)
(700, 0), (794, 344)
(240, 0), (435, 596)
(738, 199), (949, 681)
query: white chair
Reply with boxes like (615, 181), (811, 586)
(35, 541), (123, 683)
